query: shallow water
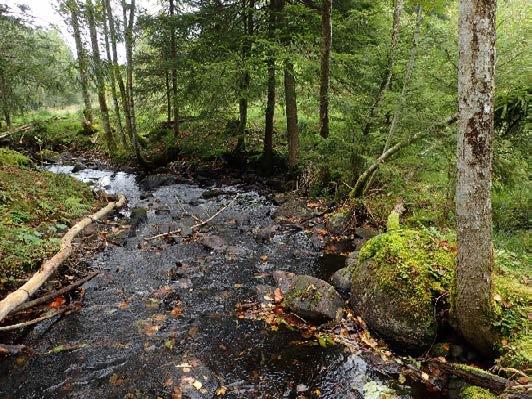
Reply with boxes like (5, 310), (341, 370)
(0, 166), (439, 398)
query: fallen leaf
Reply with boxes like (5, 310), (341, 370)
(171, 303), (183, 318)
(260, 255), (269, 262)
(494, 294), (502, 302)
(192, 380), (203, 390)
(215, 386), (227, 395)
(273, 288), (283, 304)
(48, 296), (66, 309)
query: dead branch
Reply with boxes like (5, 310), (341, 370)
(190, 194), (240, 229)
(0, 194), (127, 323)
(144, 229), (182, 241)
(0, 309), (67, 331)
(13, 272), (99, 313)
(0, 344), (26, 355)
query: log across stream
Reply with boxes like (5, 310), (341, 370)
(0, 162), (440, 398)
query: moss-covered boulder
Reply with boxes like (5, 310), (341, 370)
(0, 148), (30, 167)
(350, 229), (455, 350)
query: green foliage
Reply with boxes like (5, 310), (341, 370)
(0, 148), (30, 167)
(0, 167), (97, 286)
(459, 386), (497, 399)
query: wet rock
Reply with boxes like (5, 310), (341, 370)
(129, 207), (148, 237)
(71, 163), (86, 173)
(199, 234), (226, 251)
(354, 226), (379, 240)
(283, 275), (344, 321)
(330, 267), (353, 295)
(350, 229), (454, 350)
(201, 188), (231, 199)
(345, 251), (360, 268)
(272, 270), (296, 293)
(325, 210), (351, 235)
(274, 197), (314, 220)
(254, 224), (278, 241)
(154, 206), (171, 215)
(138, 174), (177, 191)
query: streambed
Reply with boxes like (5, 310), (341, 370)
(0, 164), (437, 398)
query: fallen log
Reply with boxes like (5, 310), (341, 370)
(0, 194), (126, 323)
(0, 344), (26, 355)
(13, 272), (99, 313)
(0, 309), (67, 332)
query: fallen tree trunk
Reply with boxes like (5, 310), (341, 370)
(0, 195), (126, 323)
(350, 114), (458, 198)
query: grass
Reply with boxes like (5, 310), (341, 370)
(0, 162), (99, 289)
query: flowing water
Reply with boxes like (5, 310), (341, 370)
(0, 164), (439, 398)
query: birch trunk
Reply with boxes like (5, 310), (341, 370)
(455, 0), (497, 355)
(86, 0), (115, 151)
(318, 0), (332, 138)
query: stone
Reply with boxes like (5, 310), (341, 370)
(272, 270), (296, 293)
(330, 267), (353, 295)
(354, 226), (379, 240)
(138, 174), (177, 191)
(349, 229), (454, 351)
(199, 234), (226, 251)
(283, 275), (344, 321)
(325, 210), (351, 235)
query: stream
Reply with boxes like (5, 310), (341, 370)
(0, 164), (437, 398)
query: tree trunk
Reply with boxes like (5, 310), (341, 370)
(350, 114), (457, 198)
(68, 0), (93, 125)
(104, 0), (132, 144)
(236, 0), (254, 152)
(455, 0), (497, 356)
(122, 0), (143, 163)
(284, 59), (299, 168)
(85, 0), (115, 151)
(318, 0), (332, 138)
(362, 5), (423, 194)
(169, 0), (180, 138)
(165, 70), (171, 122)
(362, 0), (403, 136)
(102, 0), (126, 146)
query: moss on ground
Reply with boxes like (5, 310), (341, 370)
(0, 148), (30, 167)
(459, 386), (497, 399)
(0, 166), (98, 288)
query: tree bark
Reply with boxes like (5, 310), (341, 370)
(85, 0), (116, 151)
(122, 0), (143, 163)
(104, 0), (132, 145)
(169, 0), (180, 137)
(165, 70), (172, 122)
(455, 0), (497, 355)
(362, 0), (403, 136)
(284, 59), (299, 167)
(263, 0), (279, 170)
(102, 0), (126, 146)
(318, 0), (332, 138)
(67, 0), (93, 125)
(236, 0), (254, 152)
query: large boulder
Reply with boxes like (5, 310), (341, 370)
(330, 267), (353, 295)
(350, 229), (454, 350)
(282, 274), (344, 321)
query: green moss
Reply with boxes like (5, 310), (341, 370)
(355, 229), (455, 331)
(0, 148), (30, 167)
(0, 167), (98, 287)
(386, 210), (400, 231)
(460, 386), (497, 399)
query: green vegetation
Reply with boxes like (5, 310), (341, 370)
(0, 148), (30, 167)
(460, 386), (497, 399)
(0, 165), (97, 288)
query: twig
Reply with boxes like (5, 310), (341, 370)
(0, 344), (26, 355)
(175, 196), (202, 223)
(14, 272), (99, 313)
(144, 229), (182, 241)
(0, 309), (67, 331)
(190, 194), (240, 229)
(0, 194), (127, 323)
